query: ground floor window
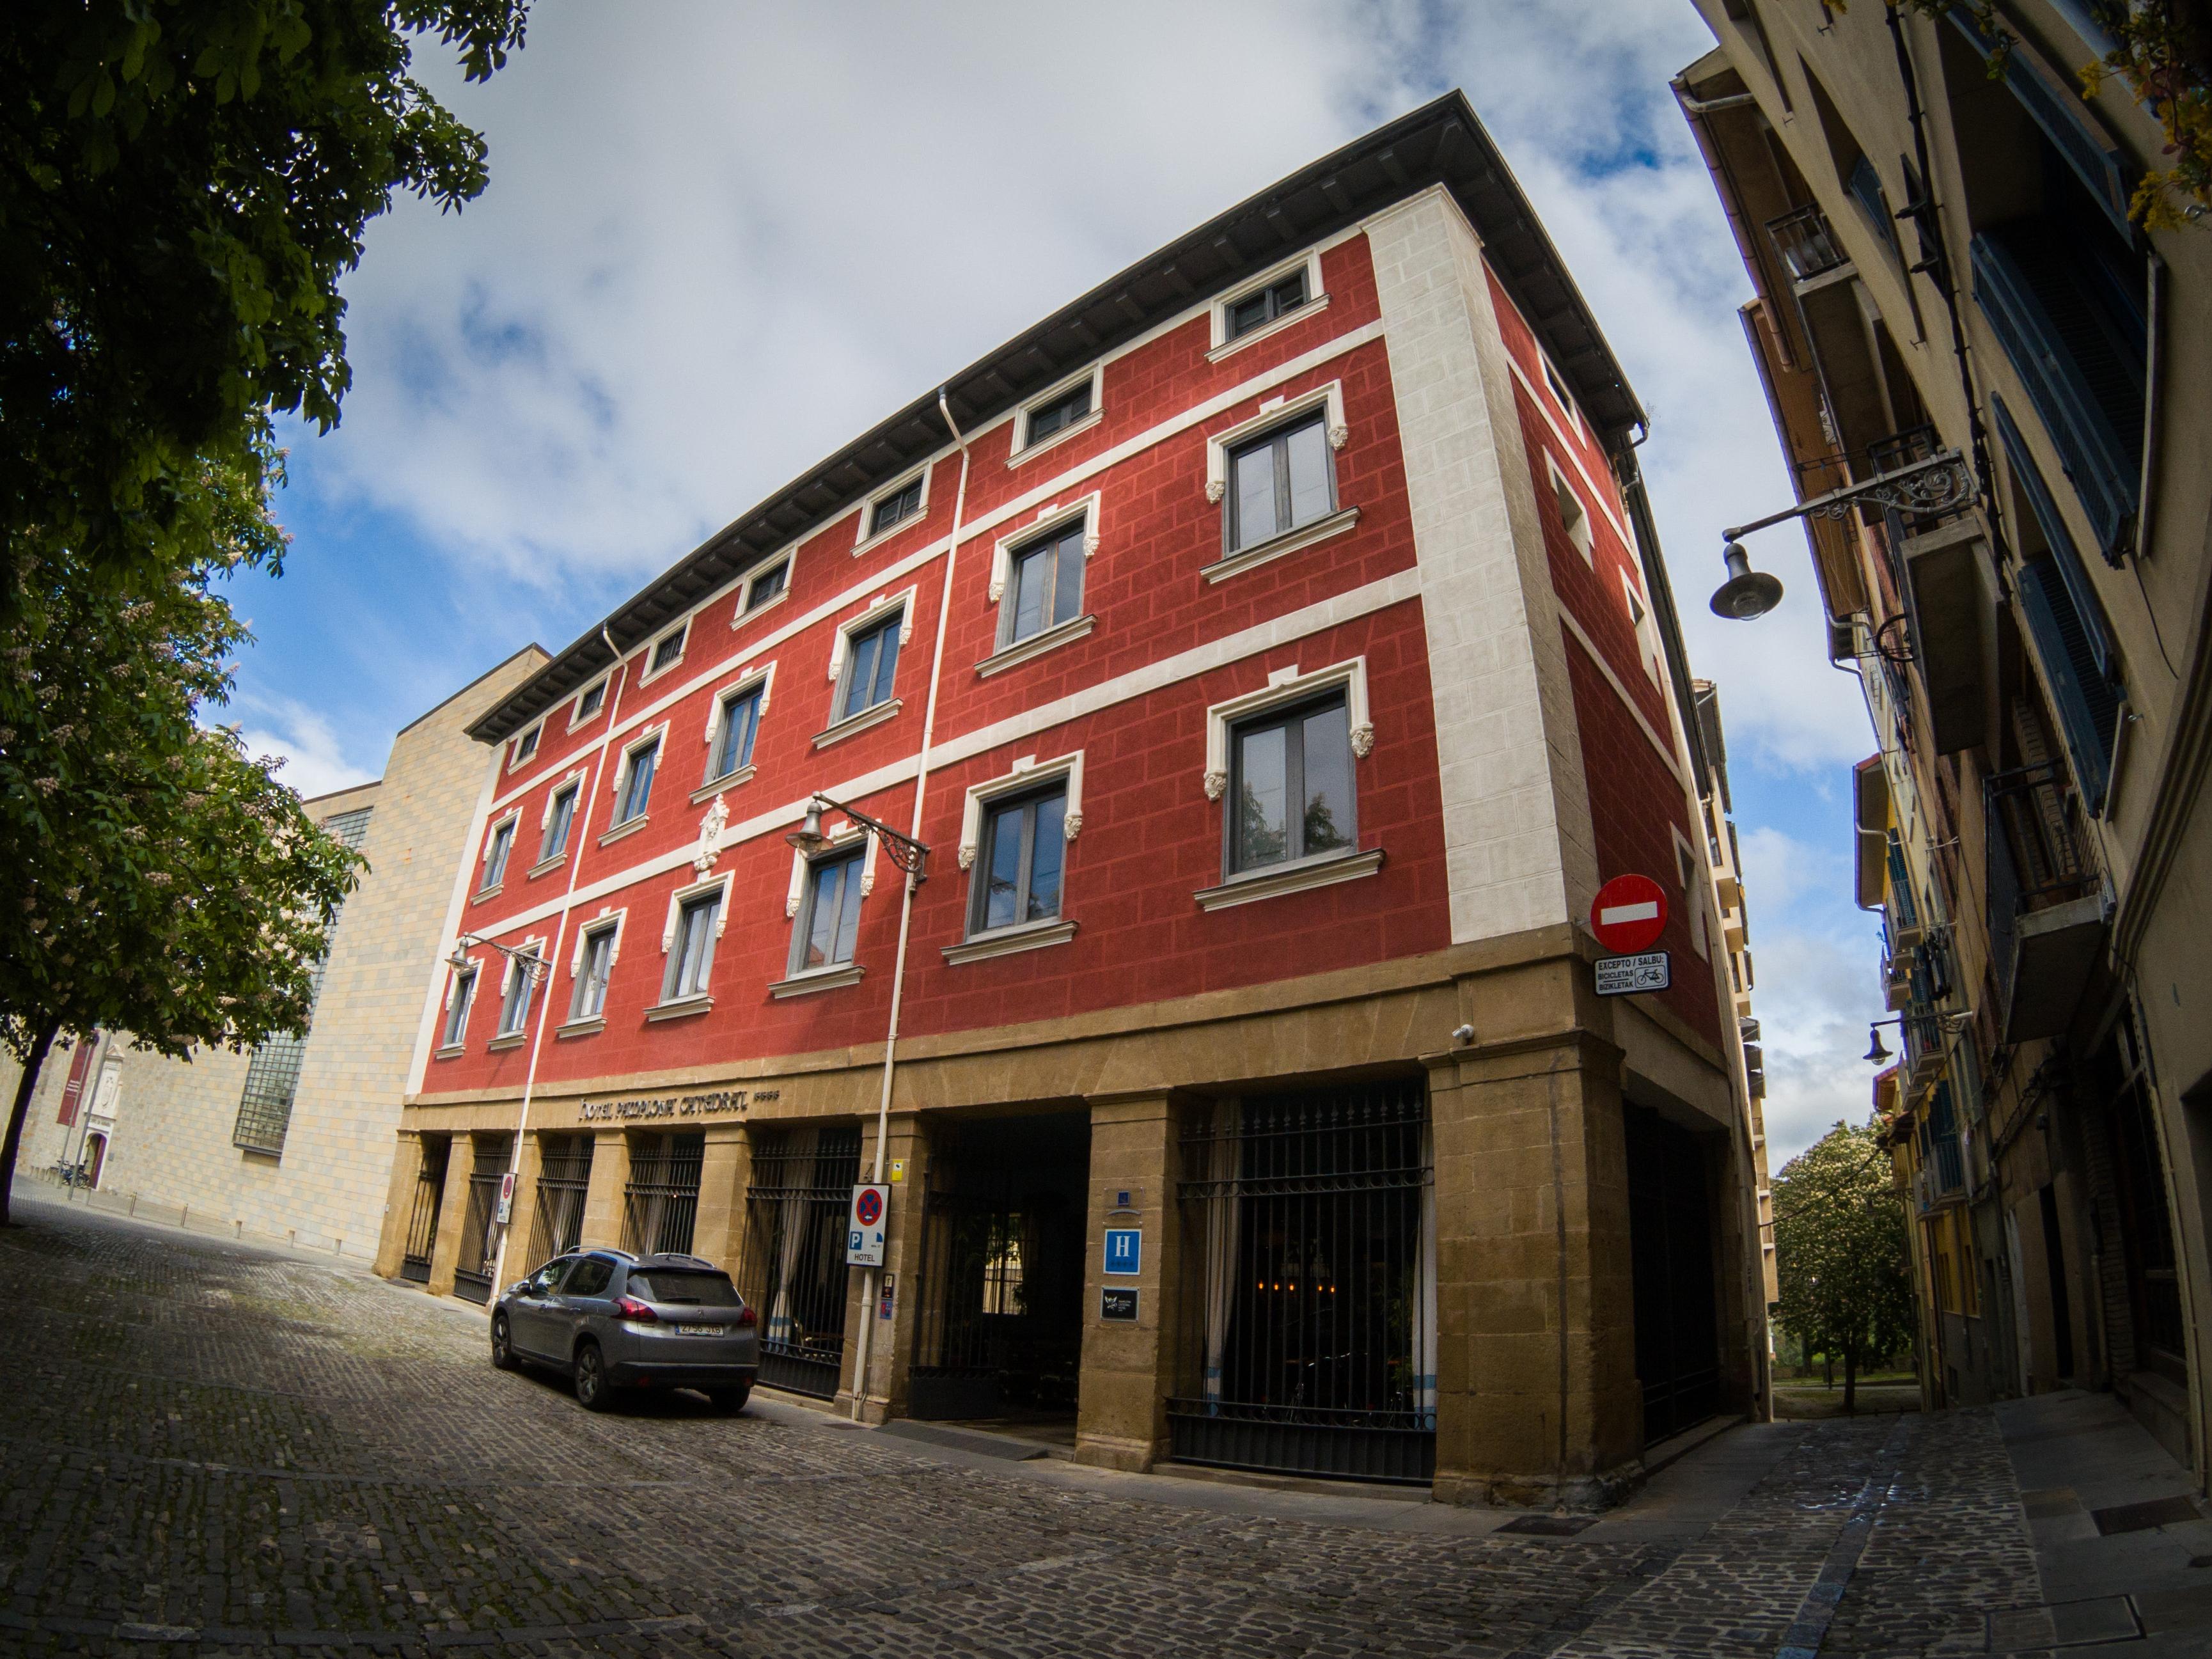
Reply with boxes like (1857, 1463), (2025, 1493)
(452, 1134), (513, 1305)
(402, 1138), (448, 1283)
(741, 1124), (861, 1399)
(1170, 1080), (1434, 1484)
(622, 1132), (703, 1257)
(528, 1133), (595, 1266)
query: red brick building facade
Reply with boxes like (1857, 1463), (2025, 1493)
(380, 94), (1766, 1502)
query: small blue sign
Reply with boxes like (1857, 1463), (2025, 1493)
(1103, 1228), (1141, 1277)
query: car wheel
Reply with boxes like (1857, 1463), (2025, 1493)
(707, 1384), (751, 1415)
(574, 1341), (614, 1411)
(490, 1313), (517, 1371)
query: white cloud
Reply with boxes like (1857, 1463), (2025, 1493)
(232, 696), (379, 800)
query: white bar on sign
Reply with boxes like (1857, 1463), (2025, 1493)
(1599, 900), (1659, 925)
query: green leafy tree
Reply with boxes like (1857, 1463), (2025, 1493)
(1772, 1120), (1917, 1413)
(1, 0), (528, 608)
(0, 456), (364, 1225)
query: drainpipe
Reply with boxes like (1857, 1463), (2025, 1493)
(848, 389), (972, 1422)
(486, 627), (633, 1296)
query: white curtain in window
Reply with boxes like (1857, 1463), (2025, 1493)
(1416, 1115), (1438, 1427)
(1202, 1100), (1243, 1412)
(767, 1126), (819, 1348)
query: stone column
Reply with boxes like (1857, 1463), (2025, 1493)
(840, 1112), (930, 1424)
(502, 1131), (549, 1276)
(373, 1133), (426, 1279)
(1425, 1030), (1638, 1506)
(689, 1121), (752, 1268)
(426, 1133), (478, 1299)
(1075, 1090), (1182, 1472)
(579, 1129), (632, 1250)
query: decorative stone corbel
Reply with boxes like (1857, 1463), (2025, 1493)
(1204, 769), (1228, 801)
(1350, 723), (1375, 759)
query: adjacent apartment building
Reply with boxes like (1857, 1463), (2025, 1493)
(382, 94), (1768, 1502)
(1678, 1), (2209, 1481)
(8, 648), (546, 1259)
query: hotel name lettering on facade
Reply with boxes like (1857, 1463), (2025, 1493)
(578, 1088), (778, 1123)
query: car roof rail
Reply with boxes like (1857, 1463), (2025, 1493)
(639, 1252), (716, 1268)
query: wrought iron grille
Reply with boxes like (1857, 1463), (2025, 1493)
(401, 1138), (448, 1283)
(231, 806), (373, 1155)
(741, 1125), (861, 1399)
(451, 1134), (512, 1305)
(1985, 760), (2099, 1018)
(622, 1132), (703, 1257)
(1170, 1080), (1434, 1484)
(1764, 203), (1847, 285)
(526, 1133), (595, 1268)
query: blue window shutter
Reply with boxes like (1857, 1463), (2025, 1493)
(1972, 234), (2140, 559)
(1947, 8), (2133, 233)
(1992, 396), (2118, 678)
(2017, 562), (2117, 813)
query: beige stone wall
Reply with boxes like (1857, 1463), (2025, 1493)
(8, 647), (547, 1257)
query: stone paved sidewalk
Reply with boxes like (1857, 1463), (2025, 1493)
(0, 1197), (2077, 1656)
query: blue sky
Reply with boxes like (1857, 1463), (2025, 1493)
(223, 0), (1886, 1168)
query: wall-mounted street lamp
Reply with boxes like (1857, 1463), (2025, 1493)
(1865, 1008), (1978, 1065)
(446, 932), (551, 984)
(1707, 449), (1975, 622)
(787, 794), (932, 884)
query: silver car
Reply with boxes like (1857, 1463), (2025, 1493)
(490, 1247), (760, 1413)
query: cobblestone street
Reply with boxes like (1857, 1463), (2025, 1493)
(2, 1199), (2203, 1657)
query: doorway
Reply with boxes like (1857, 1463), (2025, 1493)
(81, 1131), (108, 1189)
(908, 1111), (1090, 1422)
(1626, 1103), (1723, 1444)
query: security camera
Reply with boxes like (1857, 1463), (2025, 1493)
(1451, 1023), (1475, 1046)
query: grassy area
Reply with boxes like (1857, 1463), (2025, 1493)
(1774, 1371), (1917, 1391)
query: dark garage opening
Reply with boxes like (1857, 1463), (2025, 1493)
(1626, 1102), (1722, 1444)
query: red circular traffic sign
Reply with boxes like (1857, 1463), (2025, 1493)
(1590, 874), (1668, 955)
(854, 1188), (883, 1227)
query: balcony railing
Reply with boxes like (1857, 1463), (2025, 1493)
(1986, 761), (2106, 1041)
(1765, 203), (1849, 287)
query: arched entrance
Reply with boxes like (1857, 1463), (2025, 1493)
(82, 1131), (108, 1189)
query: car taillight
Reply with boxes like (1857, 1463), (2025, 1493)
(735, 1304), (758, 1328)
(615, 1295), (657, 1323)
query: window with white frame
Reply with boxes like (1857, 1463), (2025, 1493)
(512, 723), (541, 767)
(613, 732), (661, 824)
(1017, 370), (1097, 454)
(999, 514), (1087, 647)
(866, 474), (925, 540)
(1225, 693), (1357, 876)
(791, 845), (865, 973)
(742, 558), (789, 615)
(645, 620), (689, 680)
(1542, 354), (1581, 430)
(571, 922), (617, 1021)
(663, 889), (721, 1002)
(540, 780), (580, 863)
(1673, 830), (1710, 959)
(1622, 572), (1663, 684)
(1225, 267), (1308, 342)
(707, 682), (764, 783)
(480, 817), (517, 891)
(496, 946), (541, 1037)
(1548, 456), (1593, 562)
(968, 781), (1069, 937)
(1225, 409), (1335, 553)
(835, 608), (903, 722)
(573, 677), (608, 725)
(441, 965), (477, 1049)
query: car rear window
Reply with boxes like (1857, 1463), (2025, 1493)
(625, 1270), (740, 1307)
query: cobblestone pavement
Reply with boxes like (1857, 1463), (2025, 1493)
(1, 1200), (2055, 1657)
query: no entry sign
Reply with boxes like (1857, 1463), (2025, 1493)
(1590, 874), (1668, 955)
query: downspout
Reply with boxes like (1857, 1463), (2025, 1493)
(848, 389), (972, 1422)
(487, 628), (632, 1294)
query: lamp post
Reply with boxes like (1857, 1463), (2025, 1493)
(784, 794), (931, 883)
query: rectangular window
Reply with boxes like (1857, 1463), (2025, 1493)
(1226, 411), (1334, 553)
(576, 679), (607, 722)
(616, 737), (659, 824)
(709, 686), (763, 783)
(649, 624), (687, 677)
(1225, 269), (1307, 342)
(513, 724), (540, 766)
(443, 968), (476, 1048)
(838, 611), (902, 721)
(970, 784), (1068, 936)
(1550, 461), (1592, 561)
(662, 892), (720, 1002)
(1023, 381), (1092, 446)
(793, 848), (865, 972)
(482, 820), (515, 890)
(744, 560), (788, 613)
(540, 783), (578, 863)
(870, 477), (923, 537)
(1228, 695), (1355, 874)
(497, 952), (539, 1037)
(1001, 519), (1086, 646)
(572, 926), (615, 1021)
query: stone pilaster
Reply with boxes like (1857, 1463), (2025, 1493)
(500, 1131), (548, 1277)
(689, 1122), (752, 1268)
(425, 1135), (476, 1298)
(373, 1133), (427, 1278)
(578, 1129), (632, 1250)
(840, 1112), (929, 1424)
(1074, 1091), (1182, 1472)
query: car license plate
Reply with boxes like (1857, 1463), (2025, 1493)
(677, 1323), (719, 1336)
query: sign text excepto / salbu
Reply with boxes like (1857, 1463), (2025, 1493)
(579, 1087), (780, 1122)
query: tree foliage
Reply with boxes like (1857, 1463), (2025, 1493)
(0, 456), (364, 1222)
(1772, 1120), (1917, 1410)
(1, 0), (528, 607)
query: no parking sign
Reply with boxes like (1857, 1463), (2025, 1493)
(847, 1183), (889, 1268)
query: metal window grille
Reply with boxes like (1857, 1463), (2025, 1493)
(1169, 1080), (1435, 1484)
(622, 1132), (703, 1257)
(527, 1133), (595, 1267)
(232, 806), (373, 1156)
(401, 1138), (449, 1283)
(741, 1125), (861, 1398)
(451, 1134), (513, 1305)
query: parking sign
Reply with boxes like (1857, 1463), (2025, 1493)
(847, 1183), (889, 1267)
